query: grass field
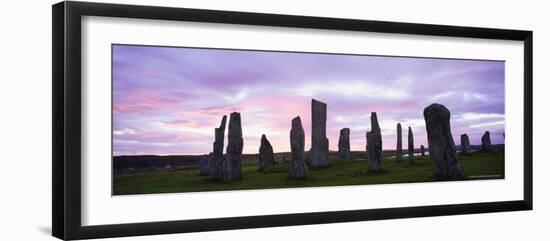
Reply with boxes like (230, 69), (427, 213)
(113, 150), (504, 195)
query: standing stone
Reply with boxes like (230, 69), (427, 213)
(274, 154), (286, 164)
(338, 128), (351, 160)
(408, 126), (414, 164)
(420, 145), (425, 156)
(460, 134), (471, 153)
(258, 134), (274, 172)
(223, 112), (243, 181)
(365, 131), (371, 161)
(367, 112), (382, 171)
(289, 116), (308, 178)
(396, 123), (403, 161)
(423, 103), (465, 179)
(309, 99), (329, 167)
(210, 116), (227, 179)
(481, 131), (493, 151)
(199, 152), (213, 175)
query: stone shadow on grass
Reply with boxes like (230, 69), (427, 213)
(348, 168), (388, 178)
(202, 175), (243, 184)
(258, 165), (289, 174)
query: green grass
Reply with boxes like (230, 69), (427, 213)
(113, 150), (504, 195)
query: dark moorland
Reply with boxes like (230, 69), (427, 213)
(113, 146), (504, 195)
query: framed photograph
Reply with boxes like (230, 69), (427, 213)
(52, 1), (533, 240)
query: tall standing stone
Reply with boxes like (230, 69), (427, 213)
(408, 126), (414, 164)
(423, 103), (465, 179)
(223, 112), (243, 181)
(365, 131), (371, 161)
(420, 145), (425, 156)
(210, 115), (227, 179)
(460, 134), (471, 153)
(258, 134), (274, 172)
(481, 131), (493, 151)
(338, 128), (351, 160)
(199, 152), (213, 175)
(290, 116), (308, 178)
(309, 99), (329, 167)
(396, 123), (403, 161)
(367, 112), (382, 171)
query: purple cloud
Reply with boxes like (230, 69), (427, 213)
(113, 45), (505, 155)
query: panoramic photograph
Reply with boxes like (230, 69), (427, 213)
(112, 44), (505, 195)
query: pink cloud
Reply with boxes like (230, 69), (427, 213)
(114, 90), (199, 113)
(113, 45), (504, 155)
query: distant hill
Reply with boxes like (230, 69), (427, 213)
(113, 154), (205, 172)
(113, 144), (504, 173)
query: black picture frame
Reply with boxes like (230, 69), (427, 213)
(52, 1), (533, 240)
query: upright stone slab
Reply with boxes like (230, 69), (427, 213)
(210, 115), (227, 179)
(338, 128), (351, 160)
(223, 112), (243, 181)
(460, 133), (471, 153)
(396, 123), (403, 161)
(365, 131), (371, 161)
(408, 126), (414, 164)
(420, 145), (425, 156)
(367, 112), (382, 171)
(309, 99), (329, 167)
(199, 152), (213, 175)
(481, 131), (493, 151)
(289, 116), (308, 178)
(275, 154), (286, 164)
(423, 103), (465, 179)
(258, 134), (274, 172)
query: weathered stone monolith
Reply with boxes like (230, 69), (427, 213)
(275, 155), (286, 164)
(309, 99), (329, 167)
(258, 134), (274, 172)
(338, 128), (351, 160)
(481, 131), (493, 151)
(396, 123), (403, 161)
(408, 126), (414, 164)
(365, 131), (371, 161)
(290, 116), (308, 178)
(210, 115), (227, 179)
(199, 152), (213, 175)
(223, 112), (243, 181)
(423, 103), (465, 179)
(420, 145), (425, 156)
(460, 133), (471, 153)
(367, 112), (382, 171)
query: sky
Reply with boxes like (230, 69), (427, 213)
(112, 44), (505, 156)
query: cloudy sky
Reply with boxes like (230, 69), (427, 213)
(113, 45), (505, 156)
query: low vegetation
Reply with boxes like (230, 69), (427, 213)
(113, 150), (504, 195)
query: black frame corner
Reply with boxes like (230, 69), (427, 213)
(52, 1), (533, 240)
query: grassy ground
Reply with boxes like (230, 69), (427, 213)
(113, 150), (504, 195)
